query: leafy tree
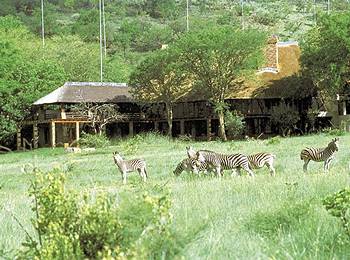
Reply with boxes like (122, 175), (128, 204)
(0, 17), (66, 145)
(175, 26), (266, 140)
(302, 13), (350, 97)
(72, 9), (99, 42)
(129, 48), (191, 137)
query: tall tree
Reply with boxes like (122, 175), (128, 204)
(175, 26), (266, 140)
(302, 13), (350, 98)
(129, 48), (191, 137)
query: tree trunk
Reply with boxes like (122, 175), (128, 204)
(218, 109), (227, 141)
(166, 103), (173, 137)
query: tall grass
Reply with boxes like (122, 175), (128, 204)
(0, 132), (350, 258)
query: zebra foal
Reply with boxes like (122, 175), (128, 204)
(113, 152), (148, 184)
(300, 138), (339, 173)
(173, 158), (212, 176)
(186, 147), (254, 177)
(247, 153), (276, 176)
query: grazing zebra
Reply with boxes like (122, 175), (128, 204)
(113, 152), (148, 184)
(186, 147), (254, 177)
(247, 153), (276, 176)
(173, 158), (212, 176)
(300, 138), (339, 173)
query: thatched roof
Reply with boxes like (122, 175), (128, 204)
(34, 82), (132, 105)
(226, 40), (302, 99)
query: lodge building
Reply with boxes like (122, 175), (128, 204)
(17, 37), (322, 150)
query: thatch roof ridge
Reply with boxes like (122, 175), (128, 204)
(33, 82), (132, 105)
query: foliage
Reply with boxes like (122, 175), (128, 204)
(130, 47), (191, 136)
(0, 18), (66, 145)
(175, 26), (266, 140)
(271, 102), (300, 136)
(302, 13), (350, 96)
(266, 135), (281, 145)
(18, 167), (176, 259)
(73, 103), (124, 135)
(323, 188), (350, 236)
(224, 110), (245, 139)
(78, 132), (110, 148)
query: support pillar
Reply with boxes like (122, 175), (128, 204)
(129, 121), (134, 137)
(51, 121), (56, 148)
(180, 120), (185, 136)
(154, 121), (159, 132)
(16, 127), (21, 151)
(191, 122), (196, 138)
(33, 123), (39, 149)
(207, 118), (212, 141)
(75, 122), (80, 142)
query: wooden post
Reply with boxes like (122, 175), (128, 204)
(191, 122), (196, 138)
(154, 121), (159, 131)
(75, 122), (80, 142)
(180, 120), (185, 135)
(207, 118), (212, 141)
(129, 121), (134, 137)
(16, 127), (21, 151)
(343, 101), (347, 116)
(33, 123), (39, 149)
(51, 121), (56, 148)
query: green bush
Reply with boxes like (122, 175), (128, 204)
(271, 102), (300, 136)
(224, 110), (245, 139)
(266, 136), (281, 145)
(78, 133), (110, 148)
(323, 188), (350, 236)
(17, 168), (176, 259)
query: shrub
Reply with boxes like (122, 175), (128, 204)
(323, 188), (350, 236)
(271, 102), (300, 136)
(78, 133), (110, 148)
(17, 167), (176, 259)
(323, 128), (347, 136)
(224, 110), (245, 139)
(266, 136), (281, 145)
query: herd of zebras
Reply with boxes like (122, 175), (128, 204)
(113, 138), (340, 184)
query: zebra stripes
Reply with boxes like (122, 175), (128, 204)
(300, 138), (339, 172)
(113, 152), (148, 184)
(173, 158), (211, 176)
(187, 147), (255, 177)
(247, 153), (276, 176)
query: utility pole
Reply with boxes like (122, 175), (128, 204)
(186, 0), (189, 32)
(41, 0), (45, 47)
(327, 0), (330, 15)
(99, 0), (103, 82)
(102, 0), (107, 57)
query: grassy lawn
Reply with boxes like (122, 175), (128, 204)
(0, 133), (350, 259)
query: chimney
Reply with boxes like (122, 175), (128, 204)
(265, 35), (278, 68)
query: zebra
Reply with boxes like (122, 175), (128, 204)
(113, 152), (148, 184)
(173, 158), (213, 176)
(186, 147), (254, 177)
(247, 153), (276, 176)
(300, 138), (339, 173)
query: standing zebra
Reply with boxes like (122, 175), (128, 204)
(186, 147), (254, 177)
(113, 152), (148, 184)
(173, 158), (213, 176)
(300, 138), (339, 173)
(247, 153), (276, 176)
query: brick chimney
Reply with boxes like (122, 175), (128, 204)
(265, 35), (278, 68)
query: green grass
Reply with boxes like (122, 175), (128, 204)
(1, 132), (350, 259)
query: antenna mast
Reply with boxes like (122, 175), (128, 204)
(41, 0), (45, 47)
(99, 0), (103, 82)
